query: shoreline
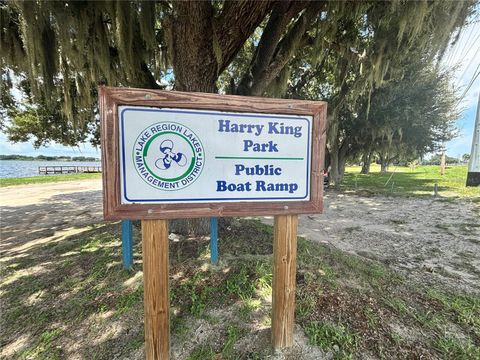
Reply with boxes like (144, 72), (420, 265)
(0, 173), (102, 187)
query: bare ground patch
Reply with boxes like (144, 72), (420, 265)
(262, 191), (480, 295)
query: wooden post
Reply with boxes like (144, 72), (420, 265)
(440, 150), (446, 176)
(142, 219), (170, 360)
(272, 214), (298, 349)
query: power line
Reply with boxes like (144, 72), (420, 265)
(455, 13), (480, 63)
(444, 32), (463, 67)
(459, 63), (480, 101)
(458, 44), (480, 82)
(445, 13), (479, 66)
(457, 28), (475, 60)
(457, 30), (480, 63)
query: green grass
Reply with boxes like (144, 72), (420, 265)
(222, 322), (242, 358)
(0, 172), (101, 187)
(304, 321), (358, 359)
(187, 346), (216, 360)
(363, 306), (379, 327)
(225, 266), (257, 300)
(341, 164), (480, 198)
(19, 328), (64, 359)
(426, 288), (480, 336)
(434, 336), (480, 359)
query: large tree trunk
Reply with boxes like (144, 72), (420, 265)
(329, 141), (341, 186)
(328, 117), (342, 187)
(168, 2), (217, 235)
(361, 162), (370, 174)
(380, 158), (389, 173)
(171, 1), (275, 95)
(360, 150), (372, 174)
(329, 137), (348, 187)
(378, 152), (389, 173)
(338, 143), (347, 182)
(171, 2), (218, 93)
(168, 1), (273, 235)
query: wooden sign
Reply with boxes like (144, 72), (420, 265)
(99, 87), (326, 220)
(99, 86), (327, 360)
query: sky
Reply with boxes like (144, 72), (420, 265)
(441, 14), (480, 159)
(1, 12), (479, 159)
(0, 131), (100, 157)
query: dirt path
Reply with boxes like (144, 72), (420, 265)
(2, 180), (479, 294)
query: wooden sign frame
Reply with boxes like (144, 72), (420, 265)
(99, 86), (327, 220)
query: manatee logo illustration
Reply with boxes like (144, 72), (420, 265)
(155, 139), (188, 170)
(133, 122), (205, 191)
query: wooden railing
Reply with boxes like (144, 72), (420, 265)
(38, 166), (102, 175)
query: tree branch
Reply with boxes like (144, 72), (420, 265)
(140, 62), (162, 89)
(237, 1), (325, 96)
(214, 1), (275, 76)
(251, 2), (308, 79)
(236, 1), (308, 94)
(243, 2), (325, 96)
(288, 54), (328, 98)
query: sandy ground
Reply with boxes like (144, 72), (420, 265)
(1, 179), (479, 297)
(0, 179), (102, 207)
(1, 179), (103, 255)
(265, 192), (480, 294)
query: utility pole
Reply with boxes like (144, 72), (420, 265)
(466, 93), (480, 186)
(440, 146), (446, 176)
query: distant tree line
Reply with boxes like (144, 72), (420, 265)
(0, 154), (99, 161)
(421, 154), (464, 166)
(347, 153), (468, 168)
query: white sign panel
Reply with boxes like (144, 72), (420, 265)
(119, 106), (312, 204)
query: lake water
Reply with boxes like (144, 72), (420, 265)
(0, 160), (102, 178)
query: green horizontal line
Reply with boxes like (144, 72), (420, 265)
(215, 156), (304, 160)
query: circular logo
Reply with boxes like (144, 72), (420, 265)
(133, 122), (205, 191)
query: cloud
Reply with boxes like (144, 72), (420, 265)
(0, 132), (100, 157)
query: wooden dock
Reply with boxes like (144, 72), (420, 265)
(38, 166), (102, 175)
